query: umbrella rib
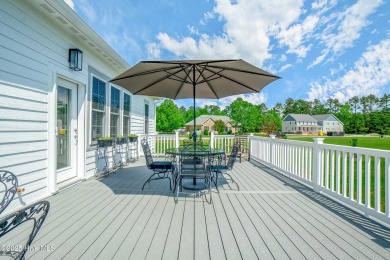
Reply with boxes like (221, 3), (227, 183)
(206, 64), (281, 79)
(132, 67), (191, 95)
(199, 66), (271, 93)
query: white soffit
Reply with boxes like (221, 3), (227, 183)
(17, 0), (130, 72)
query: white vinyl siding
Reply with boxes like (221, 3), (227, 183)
(0, 82), (48, 214)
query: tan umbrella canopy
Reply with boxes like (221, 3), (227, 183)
(110, 59), (280, 141)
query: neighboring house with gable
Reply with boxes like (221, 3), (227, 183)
(185, 115), (237, 134)
(282, 114), (344, 134)
(0, 0), (156, 214)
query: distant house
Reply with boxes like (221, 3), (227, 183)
(282, 114), (344, 134)
(185, 115), (237, 134)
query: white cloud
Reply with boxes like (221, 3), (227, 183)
(307, 39), (390, 102)
(278, 14), (319, 58)
(146, 42), (161, 59)
(64, 0), (74, 10)
(331, 0), (382, 54)
(309, 0), (383, 68)
(279, 64), (292, 72)
(76, 0), (97, 22)
(308, 49), (328, 69)
(148, 0), (304, 66)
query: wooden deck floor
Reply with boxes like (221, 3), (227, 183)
(22, 159), (390, 259)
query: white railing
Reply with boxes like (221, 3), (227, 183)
(250, 136), (390, 225)
(139, 132), (237, 156)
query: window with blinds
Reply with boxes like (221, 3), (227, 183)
(123, 93), (131, 135)
(144, 103), (149, 134)
(110, 87), (120, 137)
(91, 77), (106, 141)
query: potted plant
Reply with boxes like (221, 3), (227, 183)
(97, 137), (114, 147)
(128, 134), (138, 142)
(116, 135), (127, 145)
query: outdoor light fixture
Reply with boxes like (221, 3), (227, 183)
(68, 48), (83, 71)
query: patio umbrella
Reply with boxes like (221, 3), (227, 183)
(110, 59), (280, 142)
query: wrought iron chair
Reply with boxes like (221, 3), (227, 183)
(0, 200), (50, 259)
(209, 143), (240, 191)
(175, 151), (212, 204)
(141, 139), (175, 190)
(0, 171), (18, 215)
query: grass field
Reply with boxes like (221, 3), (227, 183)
(287, 135), (390, 151)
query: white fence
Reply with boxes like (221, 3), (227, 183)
(138, 132), (238, 156)
(250, 136), (390, 225)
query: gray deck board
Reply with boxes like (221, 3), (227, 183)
(16, 158), (390, 260)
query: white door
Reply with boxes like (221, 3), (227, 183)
(56, 79), (78, 183)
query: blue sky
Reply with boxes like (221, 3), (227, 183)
(66, 0), (390, 109)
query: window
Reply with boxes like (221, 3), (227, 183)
(110, 87), (120, 137)
(91, 77), (106, 141)
(204, 126), (209, 131)
(144, 103), (149, 134)
(123, 93), (131, 135)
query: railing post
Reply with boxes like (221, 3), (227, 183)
(210, 130), (215, 149)
(175, 130), (180, 148)
(313, 138), (324, 192)
(269, 135), (276, 168)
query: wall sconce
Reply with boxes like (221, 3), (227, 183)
(69, 48), (83, 71)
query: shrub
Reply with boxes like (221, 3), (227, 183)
(351, 138), (358, 147)
(203, 129), (209, 136)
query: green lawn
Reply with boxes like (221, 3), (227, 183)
(287, 135), (390, 151)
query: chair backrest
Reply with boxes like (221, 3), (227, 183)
(0, 170), (18, 215)
(234, 136), (248, 151)
(140, 139), (154, 168)
(0, 200), (50, 259)
(227, 143), (240, 169)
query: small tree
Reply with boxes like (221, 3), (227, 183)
(214, 120), (225, 133)
(261, 121), (278, 136)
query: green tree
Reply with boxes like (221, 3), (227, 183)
(214, 119), (225, 133)
(348, 96), (360, 133)
(326, 98), (341, 114)
(311, 99), (329, 114)
(260, 110), (282, 133)
(156, 99), (184, 132)
(225, 98), (260, 133)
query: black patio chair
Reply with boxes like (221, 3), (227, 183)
(0, 200), (50, 259)
(141, 139), (175, 190)
(0, 170), (18, 215)
(175, 151), (212, 204)
(209, 143), (240, 191)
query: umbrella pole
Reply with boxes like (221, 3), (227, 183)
(192, 65), (197, 147)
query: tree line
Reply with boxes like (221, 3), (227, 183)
(156, 94), (390, 135)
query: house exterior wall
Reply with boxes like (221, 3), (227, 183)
(0, 0), (155, 214)
(282, 114), (343, 134)
(202, 118), (214, 133)
(321, 120), (344, 133)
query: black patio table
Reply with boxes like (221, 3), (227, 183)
(165, 147), (225, 190)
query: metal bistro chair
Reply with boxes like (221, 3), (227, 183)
(0, 171), (18, 215)
(175, 150), (212, 204)
(0, 201), (50, 259)
(141, 139), (175, 190)
(209, 143), (240, 191)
